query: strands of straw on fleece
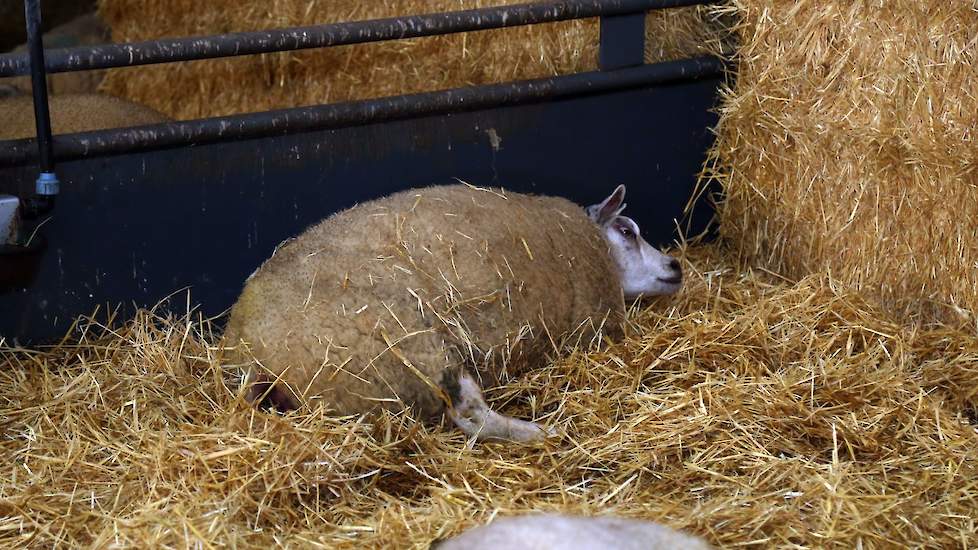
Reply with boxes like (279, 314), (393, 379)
(96, 0), (730, 120)
(2, 244), (976, 548)
(703, 0), (978, 326)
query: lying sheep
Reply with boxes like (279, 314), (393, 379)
(0, 93), (170, 141)
(3, 13), (110, 96)
(223, 184), (682, 442)
(434, 513), (711, 550)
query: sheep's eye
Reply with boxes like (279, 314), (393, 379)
(617, 224), (634, 239)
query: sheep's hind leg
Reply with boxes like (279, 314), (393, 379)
(446, 371), (556, 443)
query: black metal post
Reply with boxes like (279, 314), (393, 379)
(25, 0), (53, 172)
(599, 12), (647, 70)
(24, 0), (59, 216)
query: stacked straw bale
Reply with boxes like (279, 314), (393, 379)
(2, 245), (977, 548)
(707, 1), (978, 326)
(96, 0), (727, 119)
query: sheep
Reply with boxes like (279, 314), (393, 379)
(0, 93), (170, 141)
(2, 13), (110, 96)
(223, 184), (683, 442)
(434, 513), (712, 550)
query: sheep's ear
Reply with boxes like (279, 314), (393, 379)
(587, 185), (627, 224)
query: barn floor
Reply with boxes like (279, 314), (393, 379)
(1, 244), (976, 549)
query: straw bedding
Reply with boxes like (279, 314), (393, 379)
(2, 244), (976, 548)
(4, 1), (977, 548)
(707, 0), (978, 326)
(95, 0), (727, 120)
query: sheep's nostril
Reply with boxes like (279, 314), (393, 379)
(668, 258), (681, 273)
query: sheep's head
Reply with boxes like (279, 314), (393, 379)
(586, 185), (683, 299)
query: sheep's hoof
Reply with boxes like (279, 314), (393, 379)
(506, 418), (557, 443)
(447, 370), (557, 444)
(450, 406), (557, 444)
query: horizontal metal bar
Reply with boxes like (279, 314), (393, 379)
(0, 0), (714, 77)
(0, 56), (725, 167)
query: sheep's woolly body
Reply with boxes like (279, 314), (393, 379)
(435, 514), (712, 550)
(225, 185), (624, 419)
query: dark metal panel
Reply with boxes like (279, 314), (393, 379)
(0, 0), (714, 77)
(0, 77), (722, 343)
(599, 13), (646, 70)
(0, 57), (724, 167)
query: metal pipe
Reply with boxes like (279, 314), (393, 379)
(0, 0), (714, 77)
(24, 0), (53, 173)
(23, 0), (59, 218)
(0, 56), (725, 167)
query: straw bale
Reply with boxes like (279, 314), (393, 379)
(2, 243), (977, 548)
(96, 1), (729, 120)
(705, 1), (978, 325)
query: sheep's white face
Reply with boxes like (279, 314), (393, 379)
(586, 185), (683, 300)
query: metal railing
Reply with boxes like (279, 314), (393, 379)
(1, 0), (722, 171)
